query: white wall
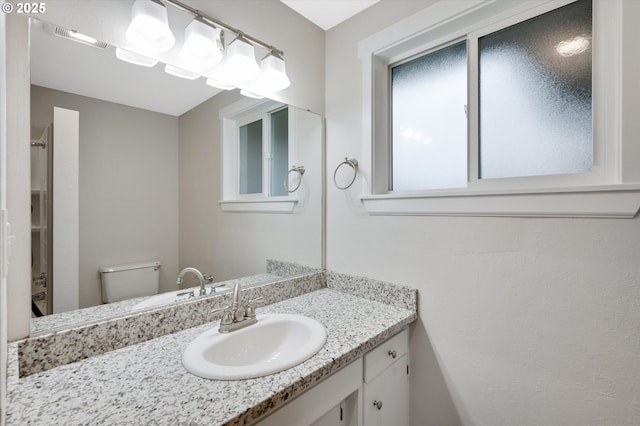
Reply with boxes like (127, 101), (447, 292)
(176, 0), (325, 280)
(326, 1), (640, 425)
(51, 107), (79, 313)
(1, 10), (8, 426)
(178, 92), (323, 282)
(4, 14), (31, 342)
(31, 86), (179, 309)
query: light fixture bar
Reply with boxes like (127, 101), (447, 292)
(160, 0), (284, 58)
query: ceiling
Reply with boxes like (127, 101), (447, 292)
(280, 0), (380, 30)
(30, 1), (381, 117)
(30, 17), (221, 117)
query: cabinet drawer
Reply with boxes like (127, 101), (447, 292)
(363, 353), (410, 426)
(364, 328), (408, 383)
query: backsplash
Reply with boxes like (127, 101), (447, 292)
(17, 272), (325, 377)
(267, 259), (323, 277)
(326, 270), (417, 311)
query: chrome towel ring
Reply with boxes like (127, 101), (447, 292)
(285, 165), (305, 193)
(333, 158), (358, 190)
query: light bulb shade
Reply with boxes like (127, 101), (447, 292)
(126, 0), (175, 53)
(220, 38), (261, 85)
(115, 47), (158, 67)
(165, 64), (200, 80)
(240, 89), (264, 99)
(205, 78), (235, 90)
(180, 19), (223, 68)
(251, 54), (291, 92)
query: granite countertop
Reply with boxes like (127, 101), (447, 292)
(7, 288), (416, 425)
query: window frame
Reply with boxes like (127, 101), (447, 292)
(219, 98), (297, 213)
(358, 0), (640, 218)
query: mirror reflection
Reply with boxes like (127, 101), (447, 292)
(28, 17), (323, 335)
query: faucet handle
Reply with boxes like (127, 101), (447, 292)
(176, 289), (195, 298)
(208, 282), (226, 294)
(245, 297), (264, 318)
(211, 306), (233, 325)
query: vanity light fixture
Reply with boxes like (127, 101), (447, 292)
(250, 52), (291, 93)
(115, 47), (159, 67)
(556, 35), (590, 57)
(164, 64), (200, 80)
(220, 35), (262, 85)
(125, 0), (175, 53)
(206, 78), (235, 90)
(121, 0), (291, 97)
(180, 18), (223, 69)
(239, 89), (264, 99)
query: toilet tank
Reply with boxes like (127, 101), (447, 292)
(99, 260), (161, 304)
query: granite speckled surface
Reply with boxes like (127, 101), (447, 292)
(18, 272), (325, 377)
(7, 288), (417, 426)
(327, 270), (417, 311)
(266, 259), (322, 277)
(30, 273), (283, 336)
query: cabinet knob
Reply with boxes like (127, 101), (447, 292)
(388, 350), (397, 359)
(373, 400), (383, 410)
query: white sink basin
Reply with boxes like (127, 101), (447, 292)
(182, 313), (327, 380)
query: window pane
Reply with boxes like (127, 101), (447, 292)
(270, 108), (289, 196)
(239, 119), (263, 194)
(391, 40), (467, 191)
(479, 0), (592, 179)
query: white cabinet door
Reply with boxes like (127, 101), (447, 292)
(255, 359), (362, 426)
(312, 390), (359, 426)
(363, 353), (409, 426)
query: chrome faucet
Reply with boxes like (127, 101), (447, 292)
(176, 267), (206, 296)
(215, 282), (263, 333)
(231, 281), (243, 321)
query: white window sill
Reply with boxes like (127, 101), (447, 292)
(219, 198), (298, 213)
(360, 185), (640, 218)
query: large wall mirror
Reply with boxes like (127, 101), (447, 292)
(27, 7), (324, 335)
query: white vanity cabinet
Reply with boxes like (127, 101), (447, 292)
(255, 328), (410, 426)
(255, 358), (363, 426)
(363, 329), (410, 426)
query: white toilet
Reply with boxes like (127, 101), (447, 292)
(99, 260), (161, 303)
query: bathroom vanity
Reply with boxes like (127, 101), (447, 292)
(7, 272), (417, 425)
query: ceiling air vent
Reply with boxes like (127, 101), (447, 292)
(43, 21), (108, 50)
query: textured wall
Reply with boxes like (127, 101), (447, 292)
(325, 1), (640, 424)
(31, 86), (179, 309)
(178, 92), (323, 283)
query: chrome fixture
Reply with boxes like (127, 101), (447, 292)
(285, 165), (305, 193)
(125, 0), (175, 52)
(213, 282), (263, 333)
(121, 0), (290, 96)
(176, 267), (206, 296)
(333, 158), (359, 190)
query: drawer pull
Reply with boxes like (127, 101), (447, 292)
(388, 350), (397, 359)
(373, 400), (383, 410)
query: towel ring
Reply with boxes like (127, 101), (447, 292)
(333, 158), (358, 190)
(285, 165), (305, 193)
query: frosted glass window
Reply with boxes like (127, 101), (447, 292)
(239, 119), (263, 194)
(391, 41), (467, 191)
(270, 108), (289, 196)
(479, 0), (592, 179)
